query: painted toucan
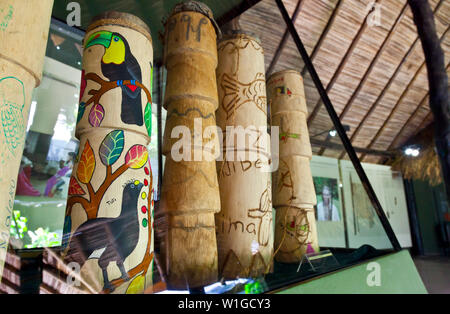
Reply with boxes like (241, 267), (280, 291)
(85, 31), (143, 126)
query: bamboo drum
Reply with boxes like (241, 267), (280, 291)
(268, 70), (319, 263)
(62, 12), (154, 294)
(0, 0), (54, 280)
(216, 31), (274, 278)
(160, 2), (221, 289)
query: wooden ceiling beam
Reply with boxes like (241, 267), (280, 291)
(417, 111), (433, 132)
(265, 0), (304, 77)
(359, 62), (428, 161)
(318, 1), (409, 156)
(336, 0), (446, 160)
(307, 0), (381, 127)
(388, 63), (449, 150)
(387, 62), (450, 150)
(300, 0), (343, 77)
(379, 106), (434, 165)
(338, 2), (409, 121)
(388, 92), (429, 149)
(310, 138), (395, 157)
(359, 27), (449, 161)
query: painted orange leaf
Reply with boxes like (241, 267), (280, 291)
(77, 140), (96, 184)
(125, 145), (148, 169)
(68, 176), (85, 195)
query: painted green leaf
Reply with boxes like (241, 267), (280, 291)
(76, 102), (86, 124)
(99, 130), (125, 166)
(61, 216), (72, 249)
(144, 102), (152, 137)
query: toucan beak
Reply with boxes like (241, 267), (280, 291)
(85, 31), (113, 49)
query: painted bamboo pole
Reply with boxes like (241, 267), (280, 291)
(267, 70), (319, 263)
(62, 12), (155, 294)
(160, 2), (221, 289)
(215, 22), (274, 278)
(0, 0), (54, 281)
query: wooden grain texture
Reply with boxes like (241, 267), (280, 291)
(160, 5), (221, 289)
(216, 32), (274, 278)
(267, 70), (319, 263)
(0, 0), (54, 283)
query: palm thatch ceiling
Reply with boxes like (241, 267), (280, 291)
(239, 0), (449, 164)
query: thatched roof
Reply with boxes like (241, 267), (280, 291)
(239, 0), (449, 164)
(391, 124), (442, 185)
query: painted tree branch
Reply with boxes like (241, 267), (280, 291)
(66, 163), (130, 219)
(408, 0), (450, 200)
(84, 73), (152, 107)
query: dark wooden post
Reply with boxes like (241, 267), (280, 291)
(408, 0), (450, 201)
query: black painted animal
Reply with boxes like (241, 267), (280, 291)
(85, 31), (143, 126)
(65, 180), (144, 291)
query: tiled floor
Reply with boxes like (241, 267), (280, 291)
(413, 256), (450, 294)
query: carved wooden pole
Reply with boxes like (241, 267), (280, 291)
(160, 2), (221, 289)
(0, 0), (53, 280)
(62, 12), (154, 294)
(215, 20), (274, 278)
(267, 70), (319, 263)
(408, 0), (450, 202)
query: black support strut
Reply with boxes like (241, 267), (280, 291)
(274, 0), (402, 251)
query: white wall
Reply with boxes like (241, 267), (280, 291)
(311, 156), (412, 250)
(29, 57), (80, 137)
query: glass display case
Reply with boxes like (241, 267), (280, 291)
(0, 0), (418, 295)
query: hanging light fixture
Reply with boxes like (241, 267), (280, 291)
(404, 145), (420, 157)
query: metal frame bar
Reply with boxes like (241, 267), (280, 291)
(274, 0), (401, 251)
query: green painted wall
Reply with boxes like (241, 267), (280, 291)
(412, 180), (446, 255)
(276, 250), (427, 294)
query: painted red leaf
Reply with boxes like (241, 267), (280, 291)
(68, 176), (85, 196)
(125, 145), (148, 169)
(79, 70), (86, 100)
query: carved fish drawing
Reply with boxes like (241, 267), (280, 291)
(220, 72), (267, 121)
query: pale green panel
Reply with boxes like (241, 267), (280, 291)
(276, 250), (427, 294)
